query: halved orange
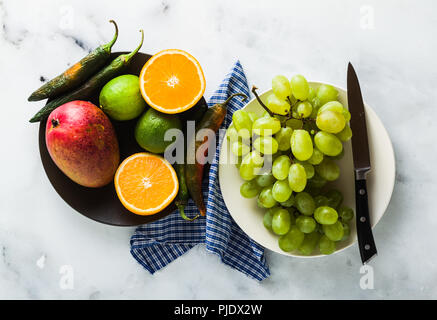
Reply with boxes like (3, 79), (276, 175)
(114, 153), (178, 215)
(139, 49), (206, 114)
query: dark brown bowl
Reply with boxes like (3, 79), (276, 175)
(38, 52), (206, 226)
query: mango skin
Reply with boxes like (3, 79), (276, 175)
(46, 100), (120, 188)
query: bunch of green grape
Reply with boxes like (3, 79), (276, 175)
(226, 74), (355, 255)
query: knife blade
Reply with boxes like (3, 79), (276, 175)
(347, 62), (377, 264)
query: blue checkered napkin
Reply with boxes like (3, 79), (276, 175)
(130, 61), (270, 281)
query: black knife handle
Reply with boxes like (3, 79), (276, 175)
(355, 178), (377, 264)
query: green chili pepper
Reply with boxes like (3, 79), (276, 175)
(29, 29), (144, 123)
(175, 163), (199, 221)
(28, 20), (119, 102)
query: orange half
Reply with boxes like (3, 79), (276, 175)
(114, 153), (178, 215)
(139, 49), (206, 114)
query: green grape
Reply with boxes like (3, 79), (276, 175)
(285, 118), (303, 129)
(296, 215), (317, 233)
(341, 222), (350, 240)
(247, 111), (259, 123)
(288, 163), (307, 192)
(263, 208), (274, 231)
(226, 124), (238, 141)
(257, 197), (264, 208)
(296, 101), (313, 118)
(336, 124), (352, 142)
(238, 129), (252, 140)
(272, 179), (293, 202)
(291, 104), (300, 119)
(314, 131), (343, 156)
(328, 148), (345, 160)
(314, 195), (329, 208)
(318, 101), (350, 122)
(290, 74), (310, 100)
(319, 103), (350, 123)
(253, 136), (279, 155)
(307, 147), (324, 165)
(316, 84), (338, 106)
(252, 151), (265, 166)
(275, 127), (293, 151)
(315, 158), (340, 181)
(272, 208), (291, 235)
(314, 206), (338, 225)
(272, 75), (292, 100)
(295, 192), (315, 216)
(262, 111), (271, 118)
(278, 225), (305, 252)
(255, 172), (276, 187)
(343, 109), (351, 122)
(308, 86), (316, 100)
(316, 110), (346, 134)
(291, 129), (313, 161)
(232, 110), (252, 139)
(240, 180), (261, 198)
(319, 235), (336, 255)
(239, 164), (256, 181)
(280, 194), (295, 207)
(272, 155), (291, 180)
(258, 185), (278, 208)
(323, 221), (344, 241)
(296, 161), (315, 179)
(239, 151), (264, 181)
(338, 206), (354, 222)
(324, 189), (343, 208)
(307, 173), (327, 189)
(231, 141), (250, 157)
(266, 93), (291, 115)
(298, 231), (320, 255)
(252, 116), (281, 136)
(310, 101), (320, 118)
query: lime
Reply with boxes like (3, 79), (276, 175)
(99, 74), (146, 121)
(135, 108), (182, 154)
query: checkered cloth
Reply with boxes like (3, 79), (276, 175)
(130, 61), (270, 281)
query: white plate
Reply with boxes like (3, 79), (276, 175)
(218, 82), (395, 257)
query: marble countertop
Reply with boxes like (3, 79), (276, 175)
(1, 0), (436, 299)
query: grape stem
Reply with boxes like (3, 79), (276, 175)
(287, 96), (300, 107)
(251, 86), (282, 117)
(252, 86), (318, 129)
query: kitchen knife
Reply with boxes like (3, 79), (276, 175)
(347, 62), (377, 264)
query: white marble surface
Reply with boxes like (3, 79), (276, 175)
(1, 0), (436, 299)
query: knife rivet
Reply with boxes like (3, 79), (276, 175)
(359, 189), (366, 195)
(364, 244), (370, 250)
(360, 217), (366, 222)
